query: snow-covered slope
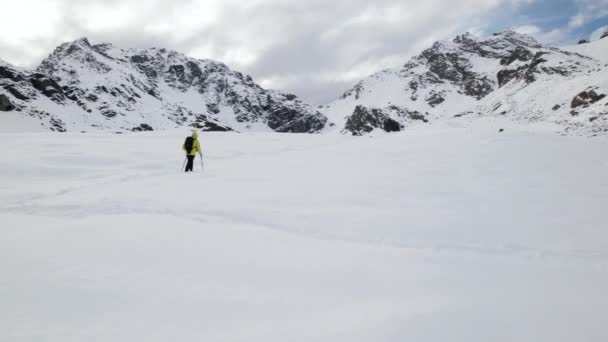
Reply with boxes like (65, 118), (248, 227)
(0, 38), (327, 133)
(324, 31), (608, 135)
(2, 124), (608, 341)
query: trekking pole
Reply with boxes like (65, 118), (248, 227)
(200, 154), (204, 172)
(182, 157), (187, 172)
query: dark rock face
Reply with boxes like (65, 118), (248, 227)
(571, 88), (606, 109)
(190, 114), (233, 132)
(268, 107), (328, 133)
(131, 123), (154, 132)
(425, 91), (445, 107)
(497, 52), (554, 87)
(578, 39), (590, 45)
(497, 69), (519, 87)
(342, 105), (422, 136)
(407, 33), (545, 100)
(344, 106), (390, 136)
(4, 85), (29, 101)
(0, 93), (14, 111)
(29, 73), (65, 101)
(601, 31), (608, 40)
(383, 118), (401, 132)
(49, 117), (66, 132)
(0, 65), (26, 82)
(500, 46), (534, 66)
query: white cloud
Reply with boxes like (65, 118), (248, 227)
(590, 26), (608, 41)
(0, 0), (558, 104)
(512, 25), (566, 44)
(568, 0), (608, 28)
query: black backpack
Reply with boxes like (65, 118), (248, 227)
(184, 136), (195, 154)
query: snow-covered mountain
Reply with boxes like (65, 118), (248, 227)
(0, 38), (327, 133)
(323, 31), (608, 135)
(3, 31), (608, 136)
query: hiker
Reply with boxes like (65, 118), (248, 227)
(183, 131), (203, 172)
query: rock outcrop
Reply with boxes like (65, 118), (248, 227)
(0, 93), (14, 111)
(571, 88), (606, 109)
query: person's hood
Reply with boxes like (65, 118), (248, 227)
(192, 131), (199, 139)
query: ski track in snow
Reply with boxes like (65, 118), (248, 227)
(2, 121), (608, 341)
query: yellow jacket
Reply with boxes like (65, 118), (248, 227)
(183, 132), (202, 156)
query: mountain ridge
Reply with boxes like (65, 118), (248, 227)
(322, 30), (608, 136)
(2, 31), (607, 136)
(0, 37), (327, 133)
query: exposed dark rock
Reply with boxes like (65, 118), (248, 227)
(571, 88), (606, 109)
(409, 80), (418, 91)
(85, 94), (98, 102)
(497, 68), (519, 87)
(100, 108), (119, 118)
(49, 117), (66, 132)
(190, 114), (233, 132)
(454, 112), (472, 118)
(385, 105), (428, 123)
(408, 112), (428, 122)
(500, 46), (534, 66)
(420, 44), (495, 99)
(130, 55), (149, 64)
(0, 94), (15, 111)
(4, 85), (29, 101)
(463, 77), (494, 99)
(344, 106), (387, 136)
(167, 65), (188, 86)
(187, 61), (203, 79)
(384, 118), (401, 132)
(577, 39), (590, 45)
(601, 31), (608, 40)
(497, 52), (551, 87)
(0, 65), (25, 82)
(206, 103), (220, 115)
(131, 123), (154, 132)
(425, 91), (445, 107)
(271, 110), (328, 133)
(29, 73), (64, 101)
(343, 105), (406, 136)
(552, 104), (561, 111)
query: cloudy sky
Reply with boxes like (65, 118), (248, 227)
(1, 0), (607, 104)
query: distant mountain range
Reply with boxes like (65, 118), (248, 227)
(0, 38), (326, 133)
(323, 30), (608, 136)
(1, 30), (607, 135)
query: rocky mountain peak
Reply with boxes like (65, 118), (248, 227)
(601, 30), (608, 40)
(38, 37), (114, 76)
(323, 29), (606, 136)
(2, 38), (328, 133)
(490, 30), (542, 48)
(453, 32), (478, 45)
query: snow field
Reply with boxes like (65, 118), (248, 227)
(1, 120), (608, 341)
